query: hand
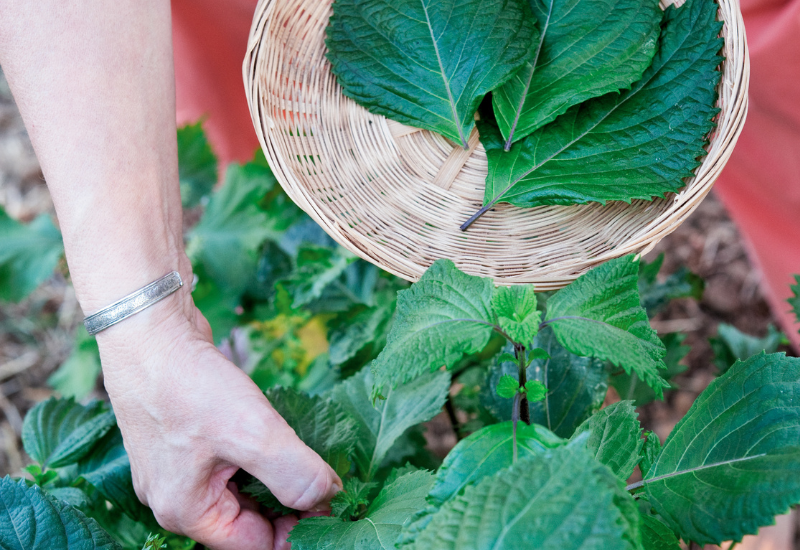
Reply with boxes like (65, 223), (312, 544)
(97, 290), (341, 550)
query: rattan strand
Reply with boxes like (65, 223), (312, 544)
(243, 0), (749, 289)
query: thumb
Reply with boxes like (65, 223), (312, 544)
(231, 410), (342, 511)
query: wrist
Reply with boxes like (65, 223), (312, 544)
(93, 259), (199, 364)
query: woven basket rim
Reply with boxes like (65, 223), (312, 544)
(243, 0), (749, 289)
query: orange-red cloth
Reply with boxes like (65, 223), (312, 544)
(712, 0), (800, 349)
(171, 0), (800, 347)
(171, 0), (259, 167)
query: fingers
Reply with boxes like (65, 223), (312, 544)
(192, 490), (275, 550)
(272, 515), (299, 550)
(153, 471), (275, 550)
(228, 407), (342, 511)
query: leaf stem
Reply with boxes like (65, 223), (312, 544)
(460, 203), (495, 231)
(511, 393), (521, 464)
(515, 344), (530, 425)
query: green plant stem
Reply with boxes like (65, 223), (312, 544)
(515, 344), (530, 425)
(511, 393), (521, 463)
(444, 398), (463, 441)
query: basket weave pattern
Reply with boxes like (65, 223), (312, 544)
(244, 0), (748, 288)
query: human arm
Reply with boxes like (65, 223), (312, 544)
(0, 2), (339, 549)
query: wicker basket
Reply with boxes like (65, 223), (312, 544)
(243, 0), (748, 289)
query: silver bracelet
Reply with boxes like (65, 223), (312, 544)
(83, 271), (184, 335)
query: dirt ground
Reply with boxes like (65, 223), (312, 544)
(0, 67), (796, 548)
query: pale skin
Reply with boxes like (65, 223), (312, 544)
(0, 2), (341, 549)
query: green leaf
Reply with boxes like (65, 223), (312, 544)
(330, 478), (376, 519)
(243, 388), (358, 512)
(0, 476), (122, 550)
(643, 352), (800, 545)
(428, 422), (563, 507)
(711, 323), (782, 373)
(188, 263), (240, 341)
(177, 121), (218, 208)
(638, 254), (704, 317)
(399, 444), (639, 549)
(523, 380), (546, 402)
(571, 401), (642, 480)
(529, 348), (550, 360)
(331, 366), (450, 481)
(399, 421), (564, 543)
(186, 162), (278, 299)
(638, 431), (661, 479)
(22, 397), (116, 469)
(639, 513), (680, 550)
(23, 465), (58, 487)
(240, 478), (294, 515)
(491, 285), (540, 345)
(289, 470), (434, 550)
(609, 332), (689, 406)
(545, 255), (668, 397)
(45, 487), (92, 509)
(0, 207), (63, 302)
(296, 354), (341, 397)
(526, 330), (607, 437)
(265, 387), (357, 477)
(281, 246), (358, 308)
(326, 0), (537, 147)
(492, 0), (660, 146)
(495, 374), (519, 399)
(476, 0), (722, 213)
(496, 352), (517, 364)
(328, 301), (394, 366)
(482, 332), (608, 437)
(48, 326), (101, 400)
(141, 534), (167, 550)
(77, 429), (151, 523)
(371, 259), (495, 392)
(789, 275), (800, 325)
(82, 506), (153, 550)
(376, 426), (442, 475)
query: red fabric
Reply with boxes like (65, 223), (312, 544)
(713, 0), (800, 349)
(171, 0), (260, 167)
(171, 0), (800, 347)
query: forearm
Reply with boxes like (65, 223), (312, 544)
(0, 0), (191, 321)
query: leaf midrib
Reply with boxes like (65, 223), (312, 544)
(504, 0), (553, 148)
(367, 385), (393, 480)
(420, 0), (466, 147)
(630, 454), (768, 491)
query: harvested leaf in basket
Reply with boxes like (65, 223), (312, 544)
(325, 0), (538, 148)
(492, 0), (662, 148)
(462, 0), (723, 230)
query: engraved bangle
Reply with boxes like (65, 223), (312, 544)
(83, 271), (184, 335)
